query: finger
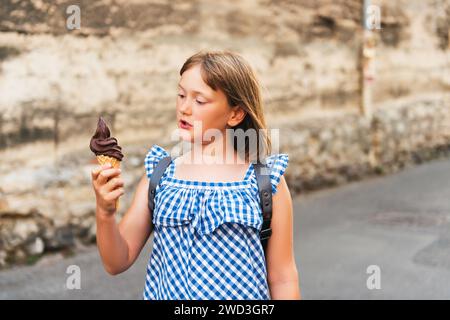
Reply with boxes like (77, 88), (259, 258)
(97, 168), (121, 185)
(91, 163), (112, 180)
(104, 187), (125, 202)
(104, 177), (124, 192)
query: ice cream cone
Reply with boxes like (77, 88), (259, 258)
(96, 155), (121, 211)
(90, 117), (124, 212)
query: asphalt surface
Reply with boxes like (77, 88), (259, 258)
(1, 158), (450, 299)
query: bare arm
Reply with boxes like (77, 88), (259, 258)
(92, 165), (153, 275)
(265, 175), (301, 299)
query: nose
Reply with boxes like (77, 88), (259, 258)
(178, 96), (192, 115)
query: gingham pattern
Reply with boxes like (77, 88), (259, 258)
(143, 144), (289, 300)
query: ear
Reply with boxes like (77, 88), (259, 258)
(227, 105), (247, 127)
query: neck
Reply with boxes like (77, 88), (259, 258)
(185, 130), (246, 165)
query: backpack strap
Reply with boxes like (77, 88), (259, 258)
(148, 156), (172, 213)
(253, 161), (273, 254)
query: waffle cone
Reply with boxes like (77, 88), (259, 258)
(96, 155), (122, 211)
(96, 155), (121, 169)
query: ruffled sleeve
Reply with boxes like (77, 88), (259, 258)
(264, 153), (289, 195)
(144, 144), (171, 180)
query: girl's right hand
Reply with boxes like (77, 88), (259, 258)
(91, 163), (124, 217)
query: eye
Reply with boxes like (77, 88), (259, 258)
(196, 100), (206, 105)
(177, 94), (185, 98)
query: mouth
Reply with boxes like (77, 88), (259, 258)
(179, 119), (193, 129)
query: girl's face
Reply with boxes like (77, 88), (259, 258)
(176, 64), (245, 145)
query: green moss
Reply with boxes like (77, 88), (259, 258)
(26, 254), (42, 266)
(374, 165), (385, 175)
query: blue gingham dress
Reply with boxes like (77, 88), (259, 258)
(142, 144), (289, 300)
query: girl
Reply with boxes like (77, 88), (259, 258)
(91, 50), (301, 300)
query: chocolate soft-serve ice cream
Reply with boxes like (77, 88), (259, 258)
(90, 116), (124, 209)
(90, 117), (124, 162)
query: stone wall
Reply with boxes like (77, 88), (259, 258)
(283, 95), (450, 193)
(1, 0), (448, 150)
(0, 0), (449, 268)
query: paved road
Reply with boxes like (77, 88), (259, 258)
(1, 158), (450, 299)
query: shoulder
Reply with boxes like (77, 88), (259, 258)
(263, 153), (289, 195)
(273, 175), (291, 203)
(144, 144), (171, 179)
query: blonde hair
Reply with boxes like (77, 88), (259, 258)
(180, 50), (272, 163)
